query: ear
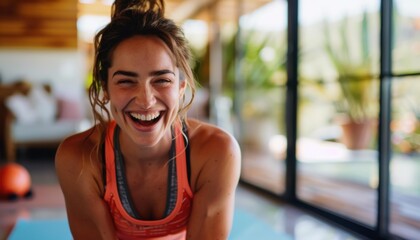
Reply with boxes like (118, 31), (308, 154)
(102, 88), (110, 103)
(179, 80), (186, 97)
(100, 80), (109, 99)
(178, 68), (186, 96)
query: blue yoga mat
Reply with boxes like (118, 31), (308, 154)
(230, 208), (293, 240)
(8, 209), (292, 240)
(8, 219), (72, 240)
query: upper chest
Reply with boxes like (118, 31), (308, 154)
(124, 164), (170, 220)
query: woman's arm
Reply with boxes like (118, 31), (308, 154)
(55, 133), (117, 240)
(186, 125), (241, 240)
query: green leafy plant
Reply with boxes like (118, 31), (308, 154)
(236, 30), (286, 88)
(324, 11), (377, 123)
(224, 29), (287, 118)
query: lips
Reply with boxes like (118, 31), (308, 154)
(129, 111), (162, 127)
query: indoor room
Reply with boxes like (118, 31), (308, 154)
(0, 0), (419, 239)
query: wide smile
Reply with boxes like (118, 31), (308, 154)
(128, 111), (163, 127)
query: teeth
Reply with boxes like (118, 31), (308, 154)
(130, 112), (160, 121)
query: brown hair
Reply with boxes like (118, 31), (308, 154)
(88, 0), (196, 151)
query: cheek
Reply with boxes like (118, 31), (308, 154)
(109, 101), (122, 120)
(110, 104), (119, 115)
(167, 89), (183, 107)
(109, 90), (131, 111)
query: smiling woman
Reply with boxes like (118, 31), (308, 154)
(107, 36), (184, 146)
(55, 0), (241, 240)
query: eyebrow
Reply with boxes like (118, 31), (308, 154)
(150, 69), (175, 77)
(112, 70), (138, 78)
(112, 69), (175, 78)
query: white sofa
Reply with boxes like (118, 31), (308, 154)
(0, 81), (92, 162)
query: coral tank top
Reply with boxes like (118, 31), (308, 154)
(103, 121), (193, 240)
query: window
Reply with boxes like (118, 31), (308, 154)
(237, 0), (288, 195)
(297, 0), (380, 226)
(231, 0), (419, 239)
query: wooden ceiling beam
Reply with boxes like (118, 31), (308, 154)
(168, 0), (220, 23)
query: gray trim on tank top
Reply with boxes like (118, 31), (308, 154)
(113, 126), (178, 219)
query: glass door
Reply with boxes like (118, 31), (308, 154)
(297, 0), (381, 226)
(390, 0), (420, 238)
(237, 0), (288, 194)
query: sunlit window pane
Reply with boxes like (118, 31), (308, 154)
(390, 76), (420, 239)
(393, 0), (420, 74)
(238, 0), (287, 194)
(297, 0), (380, 226)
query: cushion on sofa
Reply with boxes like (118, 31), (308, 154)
(5, 85), (57, 124)
(12, 119), (91, 143)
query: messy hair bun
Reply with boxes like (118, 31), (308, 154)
(111, 0), (165, 19)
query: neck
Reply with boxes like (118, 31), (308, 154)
(119, 128), (173, 168)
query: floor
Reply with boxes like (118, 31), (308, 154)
(241, 147), (420, 239)
(0, 148), (363, 240)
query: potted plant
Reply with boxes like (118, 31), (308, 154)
(227, 30), (287, 149)
(324, 11), (378, 149)
(191, 27), (287, 150)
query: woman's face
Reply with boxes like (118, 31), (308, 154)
(107, 35), (185, 147)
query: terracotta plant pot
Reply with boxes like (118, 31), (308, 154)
(339, 118), (376, 150)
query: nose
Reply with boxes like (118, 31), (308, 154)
(135, 84), (156, 109)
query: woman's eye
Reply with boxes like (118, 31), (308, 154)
(155, 78), (172, 85)
(117, 79), (134, 85)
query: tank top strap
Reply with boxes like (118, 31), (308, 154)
(174, 121), (193, 197)
(103, 121), (117, 202)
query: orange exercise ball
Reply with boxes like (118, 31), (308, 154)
(0, 163), (32, 199)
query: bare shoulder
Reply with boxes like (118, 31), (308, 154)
(185, 118), (241, 191)
(56, 127), (98, 168)
(186, 118), (240, 157)
(55, 126), (103, 194)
